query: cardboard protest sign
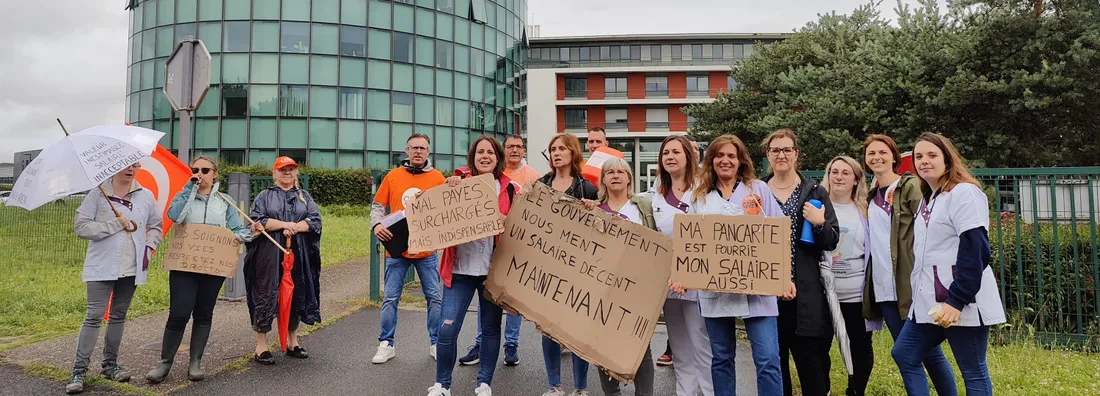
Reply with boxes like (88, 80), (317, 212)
(484, 182), (672, 381)
(671, 214), (791, 296)
(405, 173), (504, 254)
(162, 223), (243, 277)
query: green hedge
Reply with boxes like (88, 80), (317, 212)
(0, 184), (11, 192)
(991, 213), (1100, 344)
(218, 165), (374, 206)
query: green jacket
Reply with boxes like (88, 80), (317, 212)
(601, 195), (658, 231)
(863, 173), (923, 321)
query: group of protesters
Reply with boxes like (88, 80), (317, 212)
(63, 123), (1004, 396)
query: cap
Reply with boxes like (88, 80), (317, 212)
(273, 156), (298, 170)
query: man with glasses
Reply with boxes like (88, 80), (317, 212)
(454, 134), (538, 369)
(370, 133), (446, 364)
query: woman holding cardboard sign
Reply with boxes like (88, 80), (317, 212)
(579, 157), (657, 396)
(671, 134), (785, 396)
(427, 136), (521, 396)
(536, 133), (596, 396)
(891, 133), (1005, 395)
(146, 156), (261, 384)
(243, 157), (323, 365)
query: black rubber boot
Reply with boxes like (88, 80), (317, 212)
(188, 325), (211, 381)
(145, 328), (184, 384)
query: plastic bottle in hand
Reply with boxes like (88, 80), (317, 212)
(799, 199), (822, 245)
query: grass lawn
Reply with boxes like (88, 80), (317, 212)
(0, 202), (370, 349)
(804, 330), (1100, 395)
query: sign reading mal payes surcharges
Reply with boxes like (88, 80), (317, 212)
(404, 173), (504, 254)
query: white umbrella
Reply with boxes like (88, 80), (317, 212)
(820, 256), (854, 375)
(8, 120), (164, 231)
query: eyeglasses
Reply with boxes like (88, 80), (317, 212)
(768, 147), (797, 156)
(191, 167), (214, 175)
(407, 146), (429, 152)
(505, 144), (525, 150)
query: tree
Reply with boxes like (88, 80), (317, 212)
(686, 0), (1100, 170)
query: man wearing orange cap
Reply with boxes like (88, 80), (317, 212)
(370, 133), (446, 365)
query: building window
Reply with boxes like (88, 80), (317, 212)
(646, 108), (669, 130)
(222, 84), (248, 117)
(339, 88), (365, 119)
(712, 44), (724, 60)
(600, 46), (610, 60)
(394, 32), (414, 63)
(470, 0), (487, 23)
(579, 47), (590, 62)
(340, 26), (367, 57)
(393, 92), (414, 122)
(692, 44), (703, 59)
(436, 41), (453, 69)
(281, 22), (310, 53)
(629, 45), (641, 60)
(609, 46), (620, 61)
(221, 150), (246, 165)
(605, 77), (627, 98)
(605, 108), (627, 130)
(671, 45), (682, 60)
(687, 75), (709, 96)
(645, 76), (668, 97)
(650, 45), (661, 60)
(223, 21), (250, 52)
(564, 76), (586, 98)
(280, 85), (309, 117)
(564, 109), (586, 130)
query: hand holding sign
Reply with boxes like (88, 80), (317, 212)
(405, 173), (505, 254)
(671, 214), (792, 296)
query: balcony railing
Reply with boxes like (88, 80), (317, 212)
(605, 122), (629, 130)
(528, 58), (740, 69)
(564, 90), (587, 98)
(558, 88), (728, 100)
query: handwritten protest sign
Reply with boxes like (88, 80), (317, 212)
(484, 182), (672, 381)
(406, 173), (504, 254)
(163, 223), (243, 277)
(671, 214), (791, 295)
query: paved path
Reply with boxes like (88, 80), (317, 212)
(176, 308), (758, 396)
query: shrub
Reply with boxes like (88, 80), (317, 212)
(0, 184), (11, 191)
(218, 165), (377, 206)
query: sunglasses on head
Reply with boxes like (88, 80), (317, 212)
(191, 167), (214, 175)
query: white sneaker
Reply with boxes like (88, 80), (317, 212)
(541, 389), (565, 396)
(567, 390), (589, 396)
(426, 383), (450, 396)
(474, 383), (492, 396)
(430, 344), (437, 360)
(372, 341), (396, 364)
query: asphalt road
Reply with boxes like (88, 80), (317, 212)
(176, 307), (758, 395)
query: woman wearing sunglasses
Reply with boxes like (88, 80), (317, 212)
(147, 156), (261, 384)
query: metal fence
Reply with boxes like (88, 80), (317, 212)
(805, 167), (1100, 349)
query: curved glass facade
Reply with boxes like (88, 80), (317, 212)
(125, 0), (528, 170)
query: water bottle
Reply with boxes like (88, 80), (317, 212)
(799, 199), (822, 245)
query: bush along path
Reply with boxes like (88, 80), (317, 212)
(0, 257), (374, 395)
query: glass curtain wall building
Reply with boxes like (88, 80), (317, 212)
(124, 0), (528, 171)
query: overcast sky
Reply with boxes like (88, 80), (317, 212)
(0, 0), (937, 163)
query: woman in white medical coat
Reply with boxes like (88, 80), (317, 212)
(890, 133), (1005, 396)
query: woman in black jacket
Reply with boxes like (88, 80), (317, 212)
(535, 133), (597, 396)
(761, 129), (840, 396)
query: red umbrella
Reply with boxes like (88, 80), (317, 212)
(278, 237), (296, 352)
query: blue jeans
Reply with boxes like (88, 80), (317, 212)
(475, 311), (522, 346)
(542, 336), (590, 389)
(379, 255), (442, 346)
(705, 316), (782, 396)
(880, 301), (957, 395)
(436, 274), (503, 389)
(893, 323), (992, 396)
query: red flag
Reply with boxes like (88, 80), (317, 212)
(898, 151), (915, 175)
(135, 145), (193, 239)
(278, 238), (296, 351)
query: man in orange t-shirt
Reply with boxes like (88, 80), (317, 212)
(502, 134), (543, 186)
(369, 133), (445, 365)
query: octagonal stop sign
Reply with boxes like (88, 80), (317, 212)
(163, 39), (212, 111)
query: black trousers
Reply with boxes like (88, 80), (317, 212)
(166, 271), (226, 331)
(840, 302), (874, 395)
(779, 299), (833, 396)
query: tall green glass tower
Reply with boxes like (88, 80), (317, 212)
(125, 0), (528, 170)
